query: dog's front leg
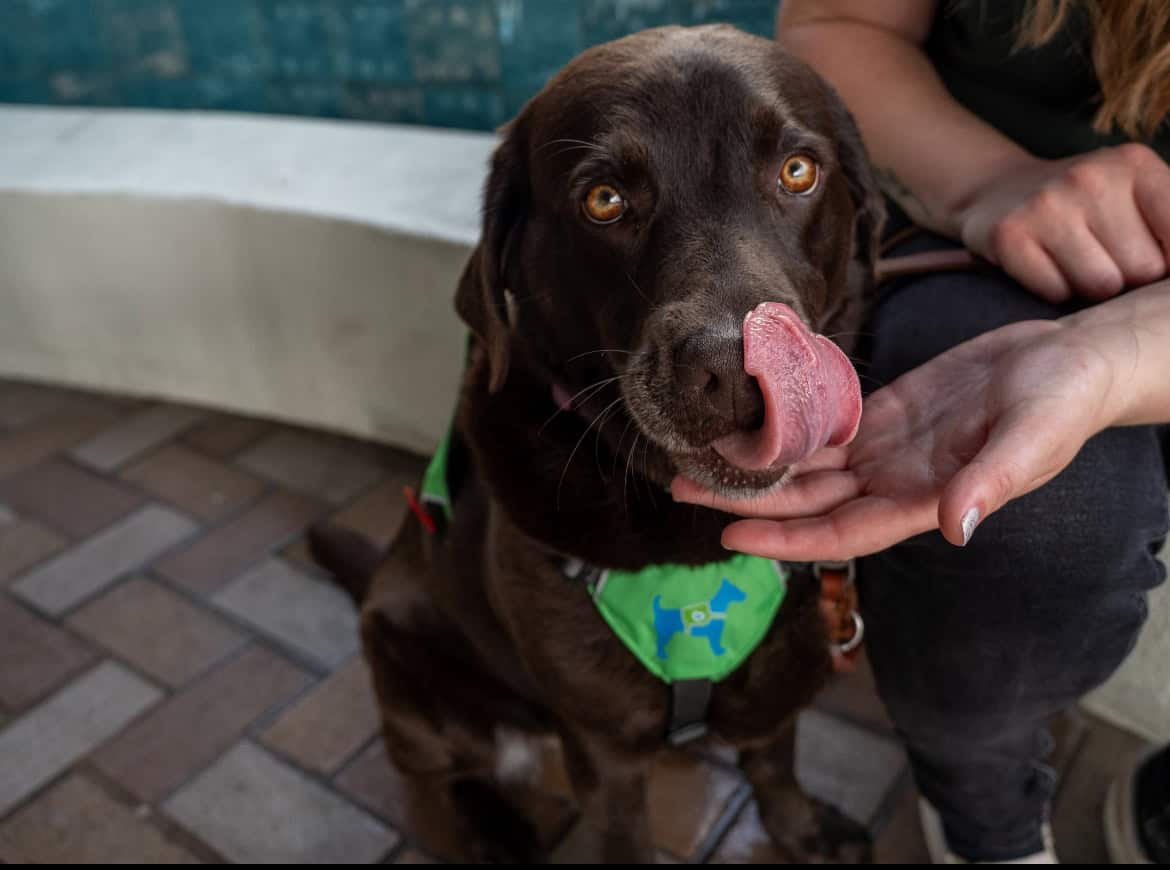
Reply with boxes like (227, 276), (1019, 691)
(741, 715), (872, 863)
(558, 725), (656, 863)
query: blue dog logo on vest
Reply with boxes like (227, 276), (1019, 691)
(653, 578), (747, 659)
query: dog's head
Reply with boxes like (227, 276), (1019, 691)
(457, 25), (883, 495)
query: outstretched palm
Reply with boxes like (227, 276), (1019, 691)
(673, 319), (1116, 560)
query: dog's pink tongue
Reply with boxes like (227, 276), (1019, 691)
(712, 302), (861, 470)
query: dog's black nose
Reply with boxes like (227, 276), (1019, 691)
(674, 329), (765, 430)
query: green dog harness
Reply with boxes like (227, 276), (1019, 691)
(419, 427), (787, 683)
(563, 553), (788, 745)
(583, 555), (787, 684)
(420, 424), (454, 522)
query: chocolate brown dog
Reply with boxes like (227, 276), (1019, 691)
(311, 23), (883, 863)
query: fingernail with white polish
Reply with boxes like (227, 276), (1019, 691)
(961, 507), (981, 546)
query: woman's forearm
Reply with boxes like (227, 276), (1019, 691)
(777, 2), (1035, 239)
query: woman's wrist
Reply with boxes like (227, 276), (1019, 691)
(1050, 320), (1137, 435)
(1057, 280), (1170, 429)
(945, 151), (1048, 242)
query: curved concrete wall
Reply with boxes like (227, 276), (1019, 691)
(0, 105), (495, 454)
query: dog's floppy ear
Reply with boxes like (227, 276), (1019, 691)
(827, 96), (885, 296)
(455, 118), (529, 393)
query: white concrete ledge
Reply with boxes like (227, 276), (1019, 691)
(0, 105), (498, 454)
(1, 106), (494, 248)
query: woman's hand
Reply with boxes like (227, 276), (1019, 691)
(956, 145), (1170, 302)
(672, 317), (1132, 562)
(779, 5), (1170, 305)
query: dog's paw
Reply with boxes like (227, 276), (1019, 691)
(763, 797), (872, 864)
(450, 779), (544, 864)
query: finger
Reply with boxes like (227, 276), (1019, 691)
(1042, 220), (1124, 300)
(1134, 161), (1170, 272)
(671, 470), (862, 519)
(721, 495), (938, 562)
(996, 236), (1071, 303)
(1086, 205), (1167, 289)
(787, 444), (851, 475)
(937, 410), (1070, 546)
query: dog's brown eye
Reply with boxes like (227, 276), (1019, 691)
(583, 184), (626, 224)
(779, 155), (819, 194)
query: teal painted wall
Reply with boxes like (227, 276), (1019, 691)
(0, 1), (778, 130)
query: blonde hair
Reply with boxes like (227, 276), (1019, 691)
(1017, 0), (1170, 138)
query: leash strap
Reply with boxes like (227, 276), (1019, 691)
(814, 560), (864, 671)
(875, 248), (986, 284)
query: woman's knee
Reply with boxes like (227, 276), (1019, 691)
(859, 423), (1167, 732)
(863, 258), (1073, 388)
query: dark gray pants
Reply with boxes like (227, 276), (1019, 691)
(858, 228), (1169, 861)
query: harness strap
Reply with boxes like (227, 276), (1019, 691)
(667, 679), (713, 746)
(403, 486), (438, 535)
(562, 556), (602, 588)
(567, 558), (715, 746)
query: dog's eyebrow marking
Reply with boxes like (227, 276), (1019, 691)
(751, 106), (786, 154)
(576, 136), (652, 184)
(537, 137), (609, 161)
(751, 106), (832, 163)
(778, 125), (831, 159)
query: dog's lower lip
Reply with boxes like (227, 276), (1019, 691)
(672, 446), (787, 482)
(703, 442), (784, 472)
